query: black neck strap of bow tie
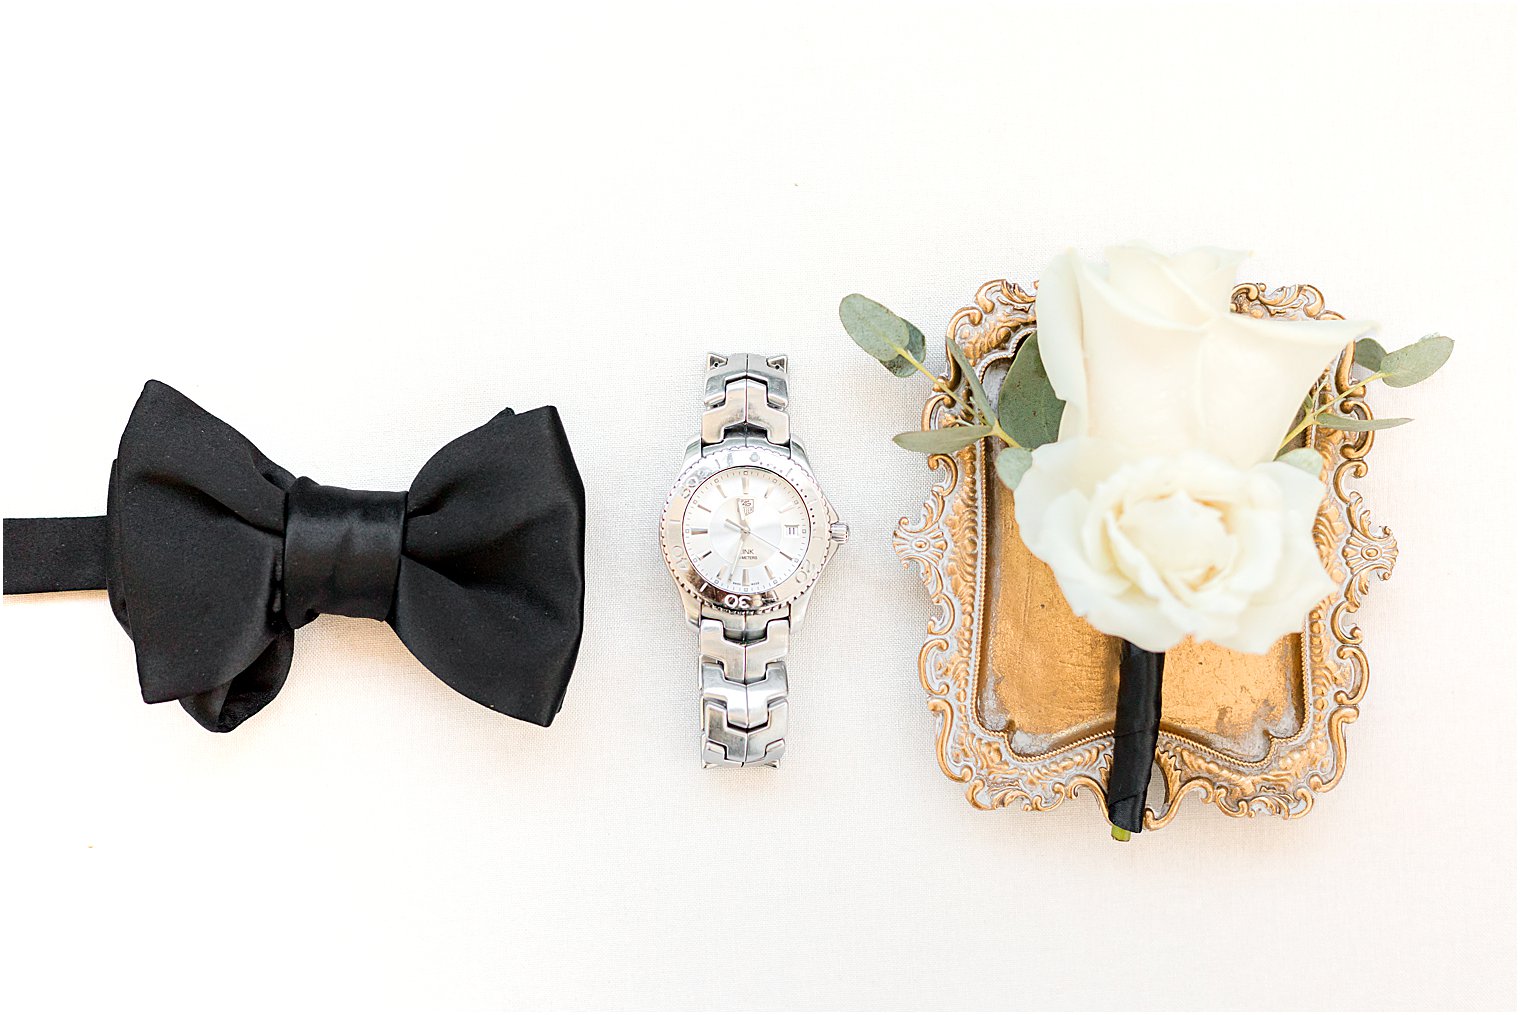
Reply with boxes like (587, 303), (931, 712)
(3, 516), (111, 595)
(3, 482), (411, 618)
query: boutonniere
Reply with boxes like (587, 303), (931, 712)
(843, 244), (1451, 839)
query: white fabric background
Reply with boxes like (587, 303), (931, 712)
(1, 2), (1515, 1010)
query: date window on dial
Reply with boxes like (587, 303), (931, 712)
(785, 524), (800, 536)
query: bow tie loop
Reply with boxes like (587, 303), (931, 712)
(280, 477), (408, 629)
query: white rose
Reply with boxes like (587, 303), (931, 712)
(1036, 244), (1374, 468)
(1013, 245), (1376, 652)
(1014, 439), (1336, 653)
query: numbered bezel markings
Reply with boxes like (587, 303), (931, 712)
(659, 443), (832, 615)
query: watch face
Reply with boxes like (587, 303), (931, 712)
(659, 441), (834, 615)
(681, 466), (810, 595)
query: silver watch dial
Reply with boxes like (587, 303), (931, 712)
(682, 466), (810, 595)
(659, 441), (834, 615)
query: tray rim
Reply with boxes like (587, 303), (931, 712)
(891, 279), (1399, 829)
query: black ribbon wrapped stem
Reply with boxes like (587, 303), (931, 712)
(1107, 641), (1165, 836)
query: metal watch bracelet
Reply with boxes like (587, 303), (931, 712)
(697, 353), (793, 768)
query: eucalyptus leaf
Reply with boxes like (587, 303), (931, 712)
(945, 337), (995, 423)
(839, 293), (926, 378)
(1353, 337), (1387, 372)
(996, 332), (1065, 449)
(892, 424), (992, 454)
(1275, 447), (1326, 476)
(994, 446), (1034, 490)
(1315, 412), (1413, 432)
(1378, 333), (1453, 388)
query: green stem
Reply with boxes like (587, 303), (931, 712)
(1278, 372), (1385, 451)
(899, 349), (965, 408)
(1278, 411), (1318, 453)
(900, 348), (1023, 449)
(990, 421), (1019, 448)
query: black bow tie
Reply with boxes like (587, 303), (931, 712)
(2, 380), (586, 732)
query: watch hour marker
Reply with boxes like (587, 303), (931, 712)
(678, 464), (814, 594)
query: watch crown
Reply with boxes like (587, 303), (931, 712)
(829, 521), (850, 544)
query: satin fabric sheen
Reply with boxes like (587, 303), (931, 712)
(3, 380), (586, 733)
(1108, 642), (1165, 833)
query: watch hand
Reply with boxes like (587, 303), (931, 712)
(746, 530), (780, 552)
(725, 516), (758, 539)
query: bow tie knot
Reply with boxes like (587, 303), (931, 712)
(281, 477), (408, 629)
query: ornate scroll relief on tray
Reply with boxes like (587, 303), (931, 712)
(891, 280), (1397, 830)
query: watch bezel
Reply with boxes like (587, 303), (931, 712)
(659, 443), (832, 616)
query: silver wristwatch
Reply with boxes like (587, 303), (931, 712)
(658, 353), (847, 768)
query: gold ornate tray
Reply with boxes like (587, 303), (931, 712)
(892, 280), (1397, 830)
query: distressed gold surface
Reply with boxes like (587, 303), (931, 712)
(893, 279), (1398, 829)
(984, 464), (1304, 761)
(1163, 636), (1303, 759)
(984, 477), (1120, 754)
(984, 455), (1307, 756)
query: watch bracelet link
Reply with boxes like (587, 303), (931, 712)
(697, 352), (792, 768)
(700, 352), (790, 448)
(699, 617), (788, 768)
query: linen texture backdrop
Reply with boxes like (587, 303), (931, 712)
(0, 2), (1514, 1010)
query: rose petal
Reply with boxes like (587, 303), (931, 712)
(1077, 585), (1190, 654)
(1032, 249), (1092, 442)
(1212, 464), (1335, 652)
(1068, 261), (1217, 454)
(1214, 537), (1335, 653)
(1032, 490), (1130, 598)
(1103, 509), (1173, 604)
(1104, 244), (1247, 326)
(1198, 313), (1376, 466)
(1162, 246), (1247, 311)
